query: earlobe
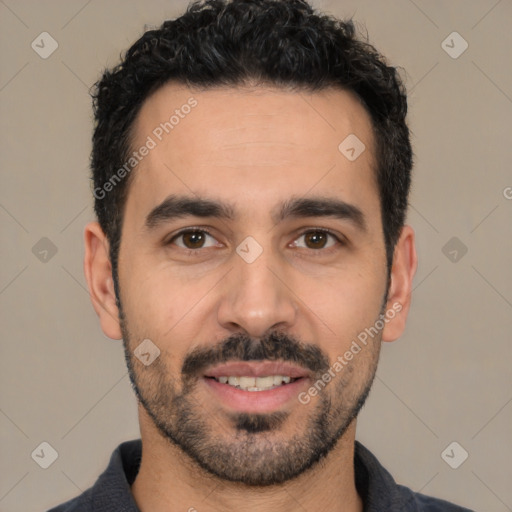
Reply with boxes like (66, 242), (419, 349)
(83, 222), (123, 340)
(381, 225), (418, 343)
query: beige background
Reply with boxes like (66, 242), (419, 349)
(1, 1), (511, 511)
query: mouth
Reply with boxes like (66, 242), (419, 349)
(202, 361), (310, 413)
(206, 374), (299, 391)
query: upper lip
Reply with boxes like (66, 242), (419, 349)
(204, 361), (310, 379)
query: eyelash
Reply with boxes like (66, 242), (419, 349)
(166, 226), (345, 257)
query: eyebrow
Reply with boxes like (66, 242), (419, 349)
(145, 194), (367, 232)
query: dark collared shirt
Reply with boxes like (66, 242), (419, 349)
(47, 439), (474, 511)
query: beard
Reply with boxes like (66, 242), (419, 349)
(119, 307), (383, 486)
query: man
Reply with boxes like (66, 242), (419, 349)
(49, 0), (473, 510)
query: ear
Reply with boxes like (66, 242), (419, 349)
(83, 222), (123, 340)
(381, 224), (418, 342)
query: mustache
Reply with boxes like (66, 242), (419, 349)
(181, 330), (330, 379)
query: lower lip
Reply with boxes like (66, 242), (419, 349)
(202, 377), (308, 413)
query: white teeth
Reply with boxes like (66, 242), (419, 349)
(239, 376), (256, 388)
(215, 375), (295, 391)
(256, 376), (275, 388)
(273, 375), (283, 386)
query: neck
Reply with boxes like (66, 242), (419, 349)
(131, 406), (363, 512)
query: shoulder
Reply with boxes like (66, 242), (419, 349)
(397, 484), (475, 511)
(46, 489), (93, 512)
(46, 439), (142, 512)
(354, 441), (475, 512)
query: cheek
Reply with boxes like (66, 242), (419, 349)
(306, 268), (385, 324)
(118, 255), (219, 342)
(296, 268), (386, 365)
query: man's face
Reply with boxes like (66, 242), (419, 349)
(117, 84), (389, 485)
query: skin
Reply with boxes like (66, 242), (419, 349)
(84, 83), (417, 512)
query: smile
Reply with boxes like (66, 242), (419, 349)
(201, 361), (311, 413)
(208, 375), (297, 391)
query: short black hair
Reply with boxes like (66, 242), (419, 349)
(91, 0), (412, 291)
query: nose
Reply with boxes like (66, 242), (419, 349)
(216, 247), (298, 338)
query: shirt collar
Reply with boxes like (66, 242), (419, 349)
(86, 439), (417, 512)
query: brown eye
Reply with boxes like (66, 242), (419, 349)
(292, 230), (339, 250)
(170, 230), (218, 250)
(182, 231), (206, 248)
(304, 231), (329, 249)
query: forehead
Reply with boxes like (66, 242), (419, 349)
(127, 82), (378, 224)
